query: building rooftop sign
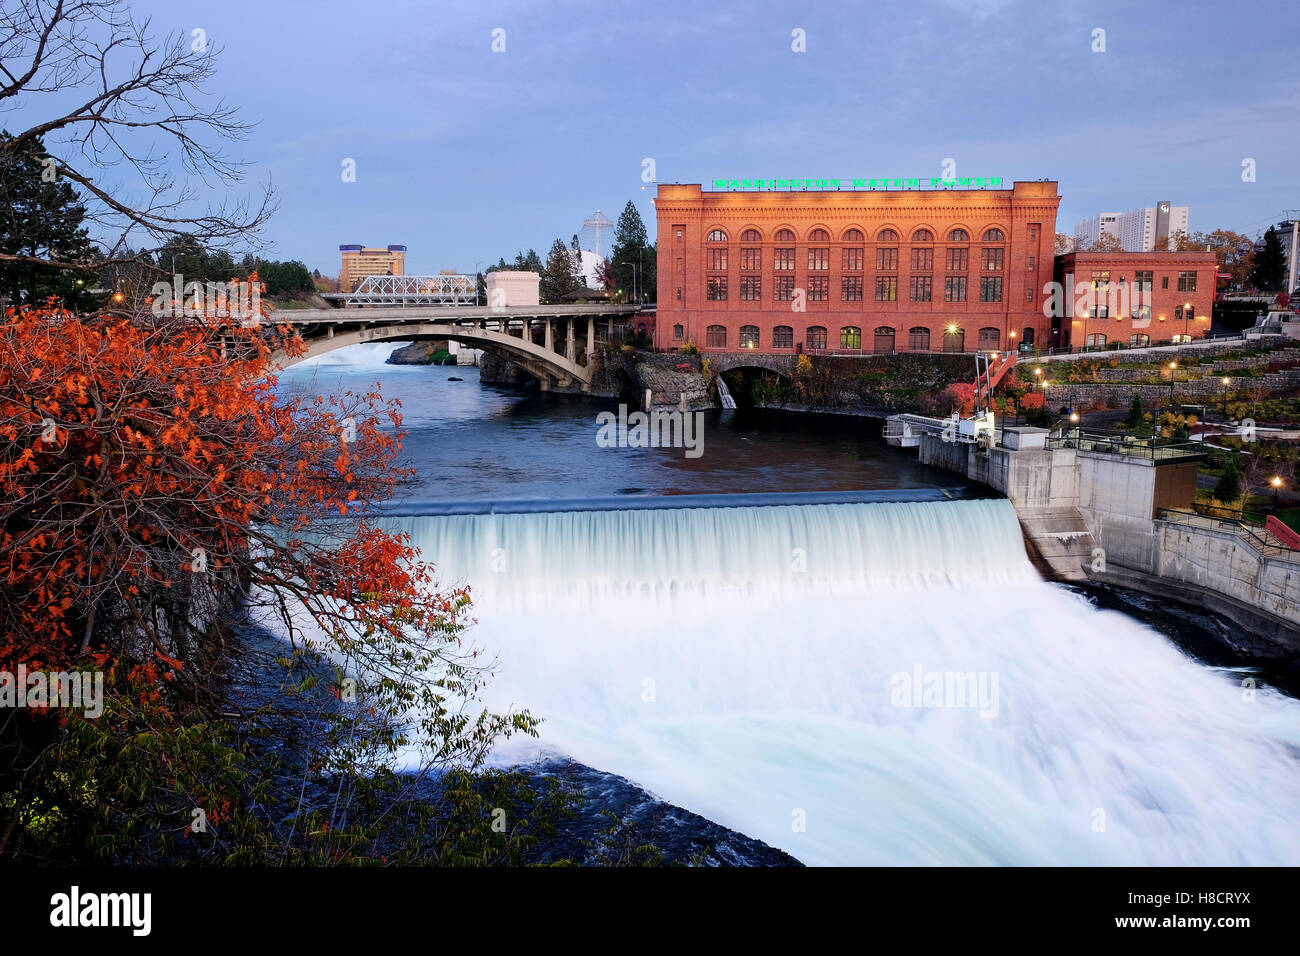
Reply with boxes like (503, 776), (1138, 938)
(709, 177), (1004, 191)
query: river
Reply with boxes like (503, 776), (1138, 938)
(274, 343), (1300, 866)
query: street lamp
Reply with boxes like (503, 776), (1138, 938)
(1273, 475), (1283, 514)
(1168, 361), (1178, 407)
(1221, 377), (1231, 418)
(1184, 302), (1192, 341)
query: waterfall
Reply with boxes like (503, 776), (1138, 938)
(716, 376), (737, 410)
(371, 497), (1300, 866)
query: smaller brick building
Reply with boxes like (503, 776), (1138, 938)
(1051, 251), (1217, 350)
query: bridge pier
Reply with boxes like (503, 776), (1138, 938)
(586, 318), (594, 360)
(544, 318), (554, 353)
(566, 319), (575, 361)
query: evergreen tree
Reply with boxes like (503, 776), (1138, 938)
(0, 131), (96, 306)
(540, 238), (578, 303)
(1249, 227), (1287, 291)
(610, 200), (649, 303)
(1214, 456), (1242, 503)
(1124, 395), (1146, 429)
(571, 234), (586, 287)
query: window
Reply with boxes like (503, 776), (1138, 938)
(910, 276), (933, 301)
(982, 228), (1005, 242)
(707, 247), (728, 270)
(843, 228), (865, 241)
(740, 228), (761, 242)
(943, 327), (965, 353)
(775, 228), (796, 241)
(739, 325), (760, 349)
(675, 287), (682, 300)
(1132, 305), (1151, 322)
(1177, 271), (1198, 292)
(706, 325), (726, 348)
(946, 248), (968, 271)
(1129, 333), (1150, 347)
(1134, 270), (1153, 291)
(807, 276), (829, 301)
(873, 326), (896, 354)
(877, 228), (899, 241)
(706, 229), (728, 242)
(977, 327), (1000, 350)
(1028, 225), (1038, 241)
(1086, 333), (1107, 348)
(741, 247), (761, 270)
(673, 323), (684, 340)
(774, 247), (795, 270)
(875, 276), (898, 301)
(1161, 276), (1169, 289)
(945, 276), (967, 302)
(808, 247), (829, 270)
(674, 225), (684, 241)
(707, 276), (727, 300)
(908, 326), (931, 351)
(912, 228), (934, 242)
(842, 247), (864, 271)
(947, 229), (969, 242)
(842, 276), (863, 301)
(1021, 327), (1035, 347)
(1172, 333), (1193, 344)
(911, 248), (934, 271)
(980, 277), (1003, 302)
(809, 228), (830, 241)
(740, 276), (761, 301)
(877, 247), (898, 270)
(840, 326), (862, 349)
(1027, 255), (1035, 271)
(982, 248), (1004, 271)
(806, 326), (827, 350)
(1090, 270), (1110, 288)
(772, 325), (794, 349)
(1174, 306), (1183, 321)
(774, 276), (795, 300)
(1026, 286), (1034, 302)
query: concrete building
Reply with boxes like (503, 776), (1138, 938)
(1075, 203), (1189, 252)
(338, 244), (407, 293)
(485, 270), (540, 307)
(1052, 250), (1217, 349)
(653, 180), (1061, 355)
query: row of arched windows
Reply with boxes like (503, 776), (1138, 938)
(688, 323), (1032, 352)
(705, 227), (1005, 243)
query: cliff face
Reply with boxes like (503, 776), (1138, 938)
(385, 342), (446, 365)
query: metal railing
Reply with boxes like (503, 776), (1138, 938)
(1158, 506), (1300, 558)
(1045, 429), (1206, 460)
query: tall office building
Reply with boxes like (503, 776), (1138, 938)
(338, 244), (407, 292)
(1075, 203), (1188, 252)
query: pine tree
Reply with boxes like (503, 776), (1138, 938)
(611, 200), (649, 303)
(1249, 227), (1287, 291)
(570, 234), (586, 287)
(0, 131), (96, 306)
(540, 238), (578, 303)
(1125, 395), (1146, 429)
(1214, 456), (1242, 504)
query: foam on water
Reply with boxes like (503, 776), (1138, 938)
(386, 497), (1300, 866)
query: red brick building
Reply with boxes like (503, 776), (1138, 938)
(1052, 251), (1217, 350)
(653, 181), (1061, 355)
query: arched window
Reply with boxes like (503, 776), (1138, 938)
(706, 229), (728, 242)
(908, 326), (931, 351)
(740, 228), (761, 242)
(912, 228), (934, 242)
(1129, 333), (1150, 348)
(977, 327), (1001, 351)
(706, 324), (726, 349)
(982, 228), (1005, 242)
(840, 326), (862, 350)
(806, 326), (827, 351)
(873, 326), (896, 354)
(772, 325), (794, 349)
(673, 323), (684, 341)
(947, 228), (969, 242)
(739, 325), (760, 349)
(1085, 333), (1107, 348)
(809, 228), (830, 241)
(877, 228), (899, 242)
(774, 228), (796, 241)
(943, 326), (965, 353)
(843, 228), (864, 241)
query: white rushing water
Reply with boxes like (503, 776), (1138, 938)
(380, 498), (1300, 866)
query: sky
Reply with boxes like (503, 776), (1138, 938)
(26, 0), (1300, 275)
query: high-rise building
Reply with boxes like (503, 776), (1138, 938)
(1075, 204), (1189, 252)
(338, 244), (407, 292)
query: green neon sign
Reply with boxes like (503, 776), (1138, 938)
(710, 177), (1004, 190)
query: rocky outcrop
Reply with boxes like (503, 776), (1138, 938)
(386, 341), (450, 365)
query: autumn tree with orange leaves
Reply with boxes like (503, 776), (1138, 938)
(0, 299), (542, 863)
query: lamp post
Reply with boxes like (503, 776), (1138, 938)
(1273, 475), (1283, 514)
(1168, 361), (1178, 408)
(1221, 377), (1231, 418)
(1184, 301), (1192, 342)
